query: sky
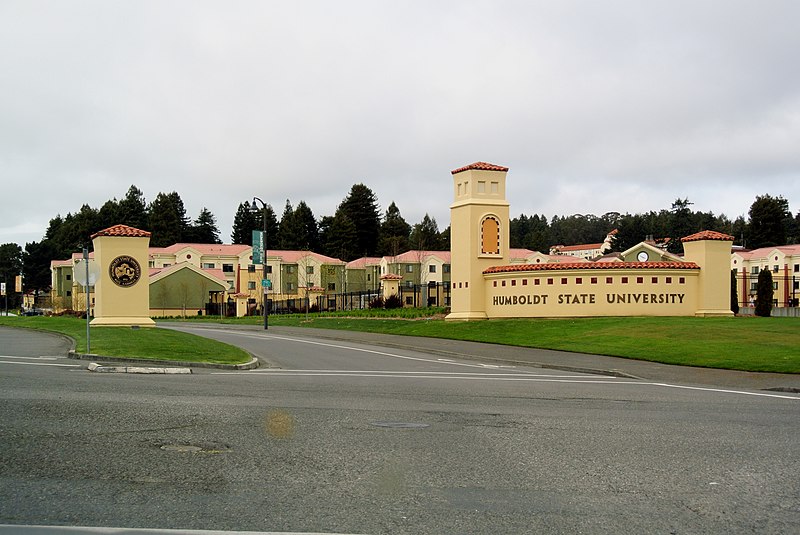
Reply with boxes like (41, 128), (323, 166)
(2, 0), (799, 249)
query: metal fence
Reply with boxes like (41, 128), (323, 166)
(735, 273), (799, 308)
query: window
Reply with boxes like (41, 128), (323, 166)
(406, 281), (413, 288)
(202, 263), (215, 269)
(328, 283), (336, 291)
(622, 277), (628, 284)
(501, 280), (506, 287)
(306, 266), (314, 275)
(773, 265), (779, 273)
(481, 216), (500, 255)
(666, 277), (672, 284)
(679, 277), (685, 284)
(522, 279), (528, 286)
(222, 264), (234, 273)
(493, 281), (497, 287)
(247, 281), (256, 290)
(443, 265), (450, 273)
(406, 296), (413, 305)
(561, 278), (567, 285)
(511, 280), (516, 286)
(794, 281), (799, 290)
(266, 266), (272, 274)
(66, 274), (71, 281)
(591, 277), (597, 284)
(606, 277), (613, 284)
(367, 274), (371, 281)
(248, 264), (255, 273)
(491, 182), (499, 193)
(66, 290), (71, 297)
(286, 282), (295, 291)
(534, 279), (540, 286)
(637, 277), (644, 284)
(576, 278), (582, 285)
(547, 278), (553, 285)
(751, 266), (759, 274)
(149, 261), (155, 268)
(286, 266), (295, 274)
(429, 265), (436, 273)
(406, 265), (413, 273)
(652, 277), (658, 284)
(794, 264), (799, 273)
(773, 282), (778, 290)
(750, 282), (758, 291)
(477, 181), (486, 193)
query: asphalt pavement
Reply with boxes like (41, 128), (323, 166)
(162, 322), (800, 392)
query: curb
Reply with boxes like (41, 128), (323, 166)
(87, 362), (192, 374)
(68, 350), (260, 370)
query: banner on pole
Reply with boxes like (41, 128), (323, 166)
(252, 230), (264, 264)
(15, 275), (22, 293)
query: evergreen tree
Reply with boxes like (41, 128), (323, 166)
(338, 184), (381, 256)
(667, 198), (694, 254)
(22, 240), (57, 294)
(231, 202), (257, 244)
(97, 199), (121, 230)
(0, 243), (23, 308)
(378, 202), (411, 256)
(410, 214), (443, 250)
(186, 208), (221, 244)
(748, 194), (791, 248)
(148, 192), (190, 247)
(293, 201), (319, 251)
(731, 269), (740, 315)
(117, 186), (148, 229)
(323, 211), (358, 260)
(277, 200), (302, 249)
(755, 268), (774, 317)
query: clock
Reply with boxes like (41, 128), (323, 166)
(637, 251), (649, 262)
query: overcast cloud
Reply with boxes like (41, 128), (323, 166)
(2, 0), (799, 248)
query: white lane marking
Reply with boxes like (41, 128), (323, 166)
(170, 326), (519, 371)
(209, 371), (800, 400)
(242, 369), (604, 378)
(0, 360), (81, 368)
(0, 355), (59, 360)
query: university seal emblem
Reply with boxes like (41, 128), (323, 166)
(109, 256), (141, 287)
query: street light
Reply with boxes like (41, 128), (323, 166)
(252, 196), (269, 330)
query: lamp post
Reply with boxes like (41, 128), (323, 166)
(252, 196), (269, 330)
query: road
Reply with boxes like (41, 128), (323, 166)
(1, 324), (798, 534)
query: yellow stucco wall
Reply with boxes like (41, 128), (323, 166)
(485, 268), (698, 317)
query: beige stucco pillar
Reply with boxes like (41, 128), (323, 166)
(682, 231), (735, 317)
(446, 162), (510, 321)
(381, 274), (402, 301)
(90, 225), (156, 327)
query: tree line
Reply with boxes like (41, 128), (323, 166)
(1, 184), (798, 305)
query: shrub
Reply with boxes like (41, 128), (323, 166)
(384, 294), (403, 309)
(309, 303), (320, 313)
(368, 296), (385, 309)
(755, 269), (773, 317)
(730, 269), (739, 315)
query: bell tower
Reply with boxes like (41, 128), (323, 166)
(445, 162), (510, 321)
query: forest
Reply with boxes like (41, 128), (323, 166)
(1, 183), (798, 305)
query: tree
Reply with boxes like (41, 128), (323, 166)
(322, 211), (358, 261)
(231, 202), (258, 245)
(755, 269), (774, 317)
(293, 201), (319, 251)
(23, 240), (57, 295)
(667, 198), (694, 254)
(186, 207), (221, 244)
(148, 192), (190, 247)
(277, 200), (302, 249)
(410, 214), (443, 250)
(338, 184), (381, 257)
(748, 194), (790, 249)
(731, 269), (739, 315)
(0, 243), (23, 308)
(117, 185), (149, 229)
(378, 202), (411, 256)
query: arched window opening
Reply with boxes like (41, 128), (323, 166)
(481, 216), (500, 255)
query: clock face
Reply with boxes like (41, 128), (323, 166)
(109, 255), (141, 287)
(637, 251), (649, 262)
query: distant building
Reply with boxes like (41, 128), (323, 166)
(549, 230), (617, 260)
(731, 244), (800, 308)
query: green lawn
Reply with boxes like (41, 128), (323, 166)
(0, 316), (251, 365)
(259, 314), (800, 374)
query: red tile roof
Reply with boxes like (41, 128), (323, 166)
(484, 261), (699, 274)
(380, 273), (404, 280)
(553, 243), (604, 252)
(681, 230), (735, 243)
(91, 224), (151, 239)
(451, 162), (509, 174)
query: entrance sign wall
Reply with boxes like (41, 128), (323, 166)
(90, 224), (156, 327)
(445, 162), (734, 321)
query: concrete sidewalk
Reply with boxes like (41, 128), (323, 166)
(196, 323), (800, 392)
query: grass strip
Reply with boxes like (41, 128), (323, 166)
(0, 316), (251, 365)
(259, 314), (800, 374)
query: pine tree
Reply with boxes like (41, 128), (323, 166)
(323, 212), (358, 261)
(293, 201), (319, 251)
(410, 214), (443, 250)
(748, 194), (790, 248)
(148, 192), (190, 247)
(378, 202), (411, 256)
(278, 200), (302, 249)
(338, 184), (381, 256)
(187, 208), (221, 244)
(117, 186), (148, 230)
